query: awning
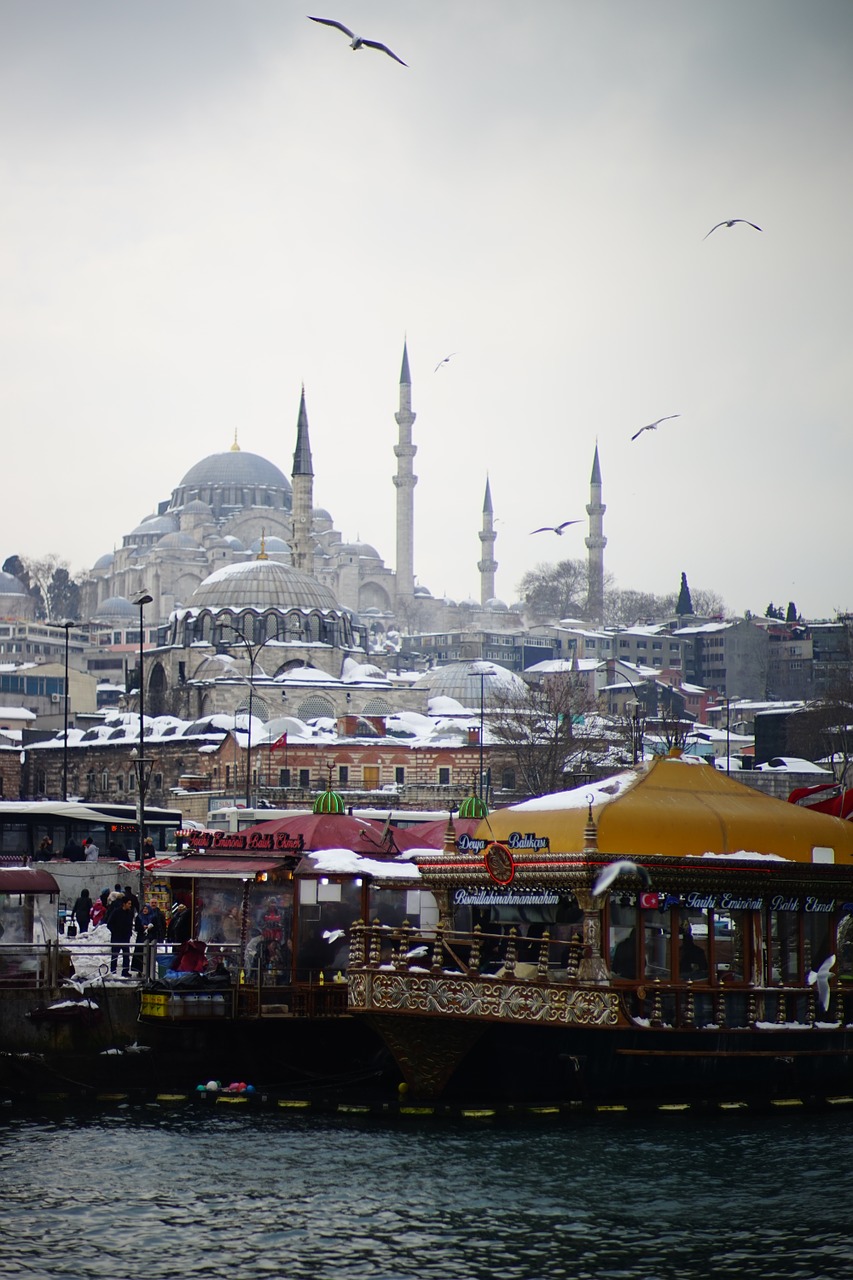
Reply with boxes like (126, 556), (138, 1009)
(116, 857), (182, 872)
(0, 868), (60, 894)
(166, 856), (290, 880)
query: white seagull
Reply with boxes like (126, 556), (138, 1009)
(308, 16), (407, 65)
(434, 353), (456, 372)
(703, 218), (762, 240)
(807, 953), (836, 1012)
(592, 860), (652, 896)
(631, 414), (680, 442)
(530, 520), (582, 535)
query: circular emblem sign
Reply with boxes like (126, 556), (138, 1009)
(484, 841), (515, 886)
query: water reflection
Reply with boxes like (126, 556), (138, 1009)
(1, 1110), (850, 1279)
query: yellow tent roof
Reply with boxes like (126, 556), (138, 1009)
(479, 755), (853, 866)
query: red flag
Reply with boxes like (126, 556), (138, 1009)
(271, 732), (288, 751)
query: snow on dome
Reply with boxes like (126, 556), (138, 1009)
(182, 499), (212, 514)
(413, 585), (433, 597)
(415, 660), (526, 710)
(249, 536), (291, 554)
(484, 598), (509, 611)
(157, 532), (200, 550)
(129, 515), (178, 537)
(278, 664), (341, 685)
(192, 559), (338, 610)
(222, 535), (245, 550)
(0, 571), (28, 597)
(427, 695), (467, 715)
(341, 658), (387, 683)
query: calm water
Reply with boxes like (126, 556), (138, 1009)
(2, 1107), (852, 1280)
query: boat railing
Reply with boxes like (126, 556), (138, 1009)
(347, 921), (850, 1030)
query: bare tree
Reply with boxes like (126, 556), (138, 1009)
(518, 558), (604, 622)
(488, 673), (600, 797)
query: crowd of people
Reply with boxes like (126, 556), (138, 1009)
(68, 884), (191, 977)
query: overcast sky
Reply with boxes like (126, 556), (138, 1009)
(2, 1), (851, 619)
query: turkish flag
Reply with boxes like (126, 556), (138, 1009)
(271, 732), (288, 751)
(639, 891), (661, 910)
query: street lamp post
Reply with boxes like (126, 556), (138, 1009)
(133, 591), (153, 908)
(473, 662), (496, 800)
(61, 620), (73, 801)
(223, 624), (279, 808)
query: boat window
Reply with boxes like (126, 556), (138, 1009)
(804, 910), (832, 983)
(678, 909), (709, 980)
(769, 910), (799, 984)
(643, 907), (671, 980)
(713, 910), (745, 981)
(838, 912), (853, 983)
(295, 879), (361, 981)
(609, 900), (638, 978)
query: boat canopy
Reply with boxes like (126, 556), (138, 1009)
(478, 754), (853, 865)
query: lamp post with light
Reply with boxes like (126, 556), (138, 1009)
(133, 591), (153, 908)
(472, 661), (496, 801)
(223, 624), (280, 808)
(615, 667), (647, 764)
(61, 620), (73, 801)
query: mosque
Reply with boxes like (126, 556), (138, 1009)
(79, 344), (525, 639)
(69, 344), (607, 722)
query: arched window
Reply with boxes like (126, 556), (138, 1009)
(297, 694), (335, 721)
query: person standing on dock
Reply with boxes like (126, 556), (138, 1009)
(106, 893), (134, 977)
(71, 888), (92, 935)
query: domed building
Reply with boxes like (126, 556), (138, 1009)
(413, 659), (528, 710)
(148, 555), (376, 720)
(78, 345), (585, 682)
(0, 570), (36, 621)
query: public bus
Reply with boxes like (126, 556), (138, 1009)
(206, 805), (450, 834)
(0, 801), (184, 860)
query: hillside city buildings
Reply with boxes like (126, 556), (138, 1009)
(1, 343), (850, 812)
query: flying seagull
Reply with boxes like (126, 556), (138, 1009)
(434, 353), (456, 372)
(807, 953), (836, 1012)
(592, 860), (652, 896)
(530, 520), (582, 535)
(308, 16), (407, 65)
(631, 414), (680, 442)
(703, 219), (762, 240)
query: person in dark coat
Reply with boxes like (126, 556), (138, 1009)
(106, 895), (134, 976)
(63, 838), (84, 862)
(131, 901), (166, 972)
(71, 888), (92, 934)
(167, 902), (192, 949)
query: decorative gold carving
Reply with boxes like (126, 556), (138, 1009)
(351, 970), (620, 1029)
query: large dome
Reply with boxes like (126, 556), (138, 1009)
(192, 559), (339, 611)
(178, 450), (290, 491)
(0, 571), (29, 596)
(414, 660), (527, 709)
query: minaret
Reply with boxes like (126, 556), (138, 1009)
(291, 385), (314, 574)
(393, 341), (417, 602)
(585, 443), (607, 623)
(478, 476), (498, 605)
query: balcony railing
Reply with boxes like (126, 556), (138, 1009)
(346, 922), (850, 1031)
